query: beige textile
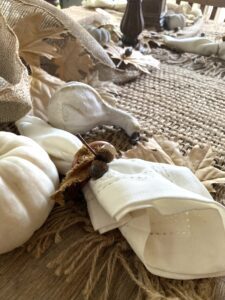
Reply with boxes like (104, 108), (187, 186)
(0, 14), (31, 123)
(0, 0), (114, 69)
(1, 63), (225, 299)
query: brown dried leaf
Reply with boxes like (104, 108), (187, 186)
(123, 136), (225, 193)
(139, 31), (165, 49)
(30, 67), (65, 121)
(52, 147), (95, 205)
(106, 44), (160, 74)
(14, 14), (66, 67)
(53, 36), (93, 81)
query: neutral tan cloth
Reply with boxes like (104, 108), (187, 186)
(0, 14), (31, 123)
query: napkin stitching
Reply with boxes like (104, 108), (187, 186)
(93, 169), (156, 194)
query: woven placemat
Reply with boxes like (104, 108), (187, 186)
(118, 64), (225, 154)
(1, 62), (225, 300)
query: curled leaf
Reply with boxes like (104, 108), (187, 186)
(106, 44), (160, 74)
(14, 14), (67, 67)
(52, 147), (94, 205)
(53, 36), (93, 81)
(187, 146), (225, 192)
(52, 142), (116, 204)
(123, 136), (225, 193)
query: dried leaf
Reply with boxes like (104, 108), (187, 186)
(30, 66), (65, 121)
(52, 147), (95, 205)
(186, 146), (225, 192)
(123, 136), (225, 193)
(53, 142), (117, 204)
(153, 136), (185, 166)
(122, 139), (175, 165)
(186, 145), (215, 173)
(106, 44), (160, 74)
(123, 136), (184, 166)
(139, 31), (164, 49)
(14, 14), (66, 67)
(53, 36), (93, 81)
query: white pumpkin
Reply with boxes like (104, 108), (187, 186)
(0, 131), (59, 254)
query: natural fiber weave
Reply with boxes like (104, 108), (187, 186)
(118, 64), (225, 155)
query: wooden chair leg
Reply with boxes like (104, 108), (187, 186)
(120, 0), (144, 46)
(210, 7), (218, 20)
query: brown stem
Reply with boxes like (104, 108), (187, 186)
(77, 134), (97, 156)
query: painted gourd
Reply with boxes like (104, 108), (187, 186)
(0, 132), (59, 254)
(47, 82), (140, 137)
(85, 25), (111, 46)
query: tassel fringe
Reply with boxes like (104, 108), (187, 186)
(25, 200), (220, 300)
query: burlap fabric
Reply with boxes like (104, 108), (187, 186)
(0, 0), (113, 69)
(1, 62), (225, 299)
(0, 14), (31, 123)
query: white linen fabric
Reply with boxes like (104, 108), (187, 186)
(16, 116), (82, 174)
(83, 159), (225, 279)
(16, 118), (225, 279)
(163, 36), (225, 60)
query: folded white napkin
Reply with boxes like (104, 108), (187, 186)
(16, 116), (82, 174)
(164, 36), (225, 60)
(16, 117), (225, 279)
(84, 159), (225, 280)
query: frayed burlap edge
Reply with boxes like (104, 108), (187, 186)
(25, 198), (217, 300)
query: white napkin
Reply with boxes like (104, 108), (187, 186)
(16, 118), (225, 279)
(164, 36), (225, 60)
(84, 159), (225, 280)
(16, 116), (82, 174)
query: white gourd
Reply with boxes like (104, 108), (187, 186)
(47, 82), (140, 137)
(0, 132), (59, 254)
(16, 116), (83, 175)
(85, 25), (111, 46)
(164, 13), (186, 30)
